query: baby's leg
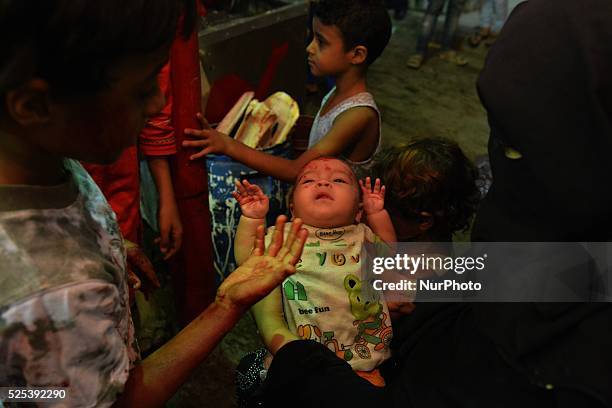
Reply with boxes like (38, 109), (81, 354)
(356, 368), (386, 387)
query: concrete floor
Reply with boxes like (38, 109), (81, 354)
(166, 4), (524, 406)
(370, 17), (490, 161)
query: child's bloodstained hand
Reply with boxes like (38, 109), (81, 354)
(360, 177), (387, 215)
(183, 113), (231, 160)
(124, 240), (161, 303)
(215, 215), (307, 314)
(232, 179), (269, 219)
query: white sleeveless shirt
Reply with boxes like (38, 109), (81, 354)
(308, 87), (382, 179)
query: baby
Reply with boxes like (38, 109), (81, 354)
(234, 157), (396, 399)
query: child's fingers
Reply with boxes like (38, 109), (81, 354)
(246, 184), (261, 195)
(182, 138), (207, 147)
(184, 128), (216, 139)
(267, 215), (287, 256)
(234, 180), (243, 195)
(256, 191), (267, 203)
(242, 180), (255, 194)
(183, 128), (207, 138)
(231, 191), (241, 201)
(285, 228), (308, 265)
(196, 112), (212, 129)
(251, 188), (267, 203)
(374, 178), (381, 193)
(235, 179), (248, 195)
(253, 225), (265, 256)
(255, 191), (268, 201)
(278, 218), (301, 258)
(280, 218), (304, 261)
(244, 180), (264, 195)
(366, 177), (372, 192)
(189, 148), (212, 161)
(240, 196), (255, 205)
(381, 185), (386, 198)
(127, 269), (142, 290)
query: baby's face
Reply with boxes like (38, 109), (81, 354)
(291, 158), (360, 228)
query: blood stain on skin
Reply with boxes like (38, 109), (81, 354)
(254, 260), (273, 273)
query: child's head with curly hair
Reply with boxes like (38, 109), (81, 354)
(372, 138), (479, 241)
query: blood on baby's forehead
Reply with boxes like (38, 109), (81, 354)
(303, 158), (350, 172)
(298, 160), (356, 183)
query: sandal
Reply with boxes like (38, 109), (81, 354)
(484, 32), (498, 47)
(428, 41), (441, 50)
(406, 54), (425, 69)
(438, 50), (469, 67)
(468, 27), (490, 48)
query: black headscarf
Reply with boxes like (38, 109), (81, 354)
(473, 0), (612, 241)
(470, 2), (612, 404)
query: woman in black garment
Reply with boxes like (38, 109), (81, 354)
(261, 1), (612, 406)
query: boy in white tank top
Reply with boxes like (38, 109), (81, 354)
(183, 0), (392, 183)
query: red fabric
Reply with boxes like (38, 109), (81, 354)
(83, 65), (175, 243)
(85, 2), (215, 325)
(204, 41), (289, 124)
(170, 16), (216, 324)
(140, 62), (177, 157)
(197, 1), (207, 16)
(82, 147), (141, 243)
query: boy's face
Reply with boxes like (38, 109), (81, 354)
(306, 18), (354, 77)
(10, 48), (168, 165)
(291, 158), (361, 228)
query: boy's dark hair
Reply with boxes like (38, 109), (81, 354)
(0, 0), (196, 104)
(313, 0), (391, 66)
(373, 138), (479, 235)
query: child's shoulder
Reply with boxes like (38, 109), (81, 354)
(309, 88), (381, 153)
(321, 87), (379, 117)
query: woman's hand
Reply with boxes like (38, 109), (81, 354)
(215, 215), (307, 314)
(232, 179), (269, 219)
(183, 113), (231, 160)
(360, 177), (386, 215)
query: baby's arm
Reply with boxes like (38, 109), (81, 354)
(251, 222), (304, 356)
(183, 107), (377, 182)
(233, 180), (269, 266)
(361, 178), (413, 317)
(251, 286), (298, 356)
(360, 177), (397, 243)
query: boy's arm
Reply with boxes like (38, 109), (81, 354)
(115, 217), (307, 408)
(251, 286), (299, 355)
(183, 108), (377, 182)
(147, 157), (182, 259)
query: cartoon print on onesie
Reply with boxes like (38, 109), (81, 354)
(344, 274), (392, 359)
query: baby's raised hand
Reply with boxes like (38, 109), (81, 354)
(360, 177), (386, 215)
(232, 179), (269, 219)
